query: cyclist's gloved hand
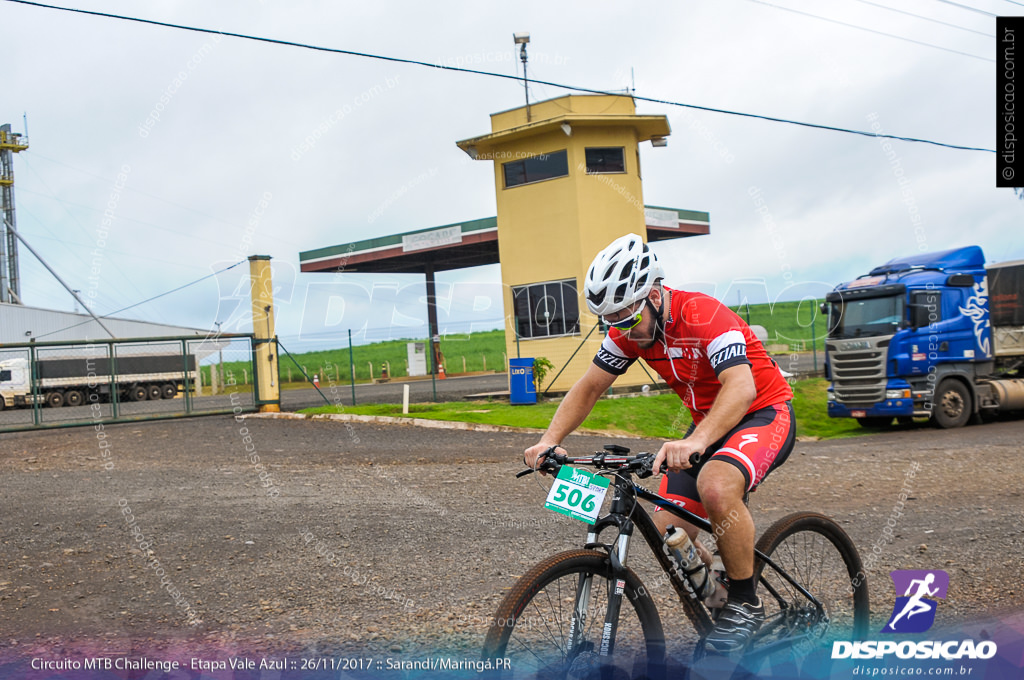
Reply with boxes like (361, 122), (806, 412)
(652, 439), (706, 474)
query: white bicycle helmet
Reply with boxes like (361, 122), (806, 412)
(585, 233), (664, 316)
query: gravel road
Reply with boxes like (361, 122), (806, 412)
(1, 413), (1022, 667)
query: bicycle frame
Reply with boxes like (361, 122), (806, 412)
(568, 463), (827, 663)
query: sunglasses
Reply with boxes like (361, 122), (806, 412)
(604, 300), (648, 331)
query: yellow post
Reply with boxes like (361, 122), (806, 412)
(248, 255), (280, 412)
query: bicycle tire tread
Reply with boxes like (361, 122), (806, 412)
(754, 511), (870, 640)
(482, 549), (666, 673)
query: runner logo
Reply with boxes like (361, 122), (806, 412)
(882, 569), (949, 634)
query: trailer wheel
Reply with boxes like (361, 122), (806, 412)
(45, 391), (65, 408)
(932, 379), (971, 429)
(127, 385), (148, 402)
(64, 390), (85, 407)
(147, 385), (163, 401)
(161, 383), (178, 399)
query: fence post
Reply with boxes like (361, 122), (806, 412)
(348, 329), (356, 405)
(812, 306), (818, 373)
(287, 366), (292, 383)
(462, 356), (466, 373)
(503, 352), (507, 372)
(482, 354), (486, 371)
(368, 362), (374, 381)
(243, 368), (248, 385)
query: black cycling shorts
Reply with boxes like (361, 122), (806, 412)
(656, 401), (795, 520)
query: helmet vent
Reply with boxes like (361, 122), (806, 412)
(613, 282), (628, 305)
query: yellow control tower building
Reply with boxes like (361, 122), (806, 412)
(457, 94), (706, 392)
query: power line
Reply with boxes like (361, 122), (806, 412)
(34, 259), (247, 339)
(18, 186), (252, 252)
(743, 0), (995, 62)
(26, 152), (301, 251)
(929, 0), (997, 17)
(4, 0), (994, 153)
(18, 156), (149, 312)
(848, 0), (995, 37)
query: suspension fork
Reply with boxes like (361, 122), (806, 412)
(569, 477), (635, 659)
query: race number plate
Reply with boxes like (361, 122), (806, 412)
(544, 466), (610, 525)
(851, 410), (867, 418)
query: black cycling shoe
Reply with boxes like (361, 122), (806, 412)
(703, 597), (765, 654)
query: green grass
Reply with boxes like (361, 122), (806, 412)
(301, 378), (874, 441)
(729, 300), (827, 353)
(790, 378), (864, 439)
(302, 393), (690, 438)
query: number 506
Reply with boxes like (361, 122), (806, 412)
(553, 484), (596, 512)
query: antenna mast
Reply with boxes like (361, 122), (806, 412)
(0, 123), (29, 304)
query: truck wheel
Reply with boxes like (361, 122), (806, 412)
(45, 391), (65, 408)
(64, 390), (85, 407)
(128, 385), (148, 402)
(932, 379), (971, 429)
(147, 385), (163, 401)
(857, 417), (892, 428)
(161, 383), (178, 399)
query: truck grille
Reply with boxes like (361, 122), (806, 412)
(829, 341), (888, 405)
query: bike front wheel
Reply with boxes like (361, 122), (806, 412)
(482, 549), (666, 680)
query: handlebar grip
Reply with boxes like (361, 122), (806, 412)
(517, 446), (564, 478)
(636, 454), (666, 479)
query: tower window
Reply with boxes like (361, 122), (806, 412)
(585, 147), (626, 174)
(503, 150), (569, 188)
(512, 279), (580, 339)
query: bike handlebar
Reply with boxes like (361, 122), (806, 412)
(517, 446), (701, 479)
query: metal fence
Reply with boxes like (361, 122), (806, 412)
(0, 335), (257, 433)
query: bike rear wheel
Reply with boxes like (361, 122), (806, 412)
(482, 549), (665, 680)
(749, 512), (870, 676)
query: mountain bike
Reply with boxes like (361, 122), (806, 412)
(481, 446), (870, 679)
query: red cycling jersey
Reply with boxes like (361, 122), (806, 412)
(593, 286), (793, 424)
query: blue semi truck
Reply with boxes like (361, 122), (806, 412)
(823, 245), (1024, 428)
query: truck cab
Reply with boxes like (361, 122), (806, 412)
(824, 246), (995, 428)
(0, 358), (31, 409)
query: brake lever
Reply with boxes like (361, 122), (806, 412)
(516, 446), (564, 478)
(636, 451), (702, 478)
(636, 454), (666, 479)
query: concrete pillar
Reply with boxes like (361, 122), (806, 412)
(248, 255), (280, 412)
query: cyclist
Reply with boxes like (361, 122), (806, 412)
(524, 233), (796, 654)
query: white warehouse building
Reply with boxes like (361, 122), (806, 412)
(0, 302), (210, 344)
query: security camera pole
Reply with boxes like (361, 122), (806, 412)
(514, 33), (531, 122)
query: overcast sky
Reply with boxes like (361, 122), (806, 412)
(2, 0), (1020, 350)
